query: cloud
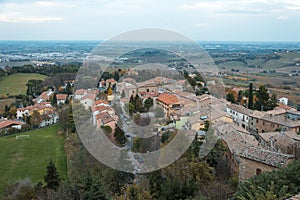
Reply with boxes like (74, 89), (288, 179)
(178, 0), (298, 16)
(283, 0), (300, 10)
(0, 13), (63, 23)
(0, 1), (66, 23)
(277, 15), (289, 20)
(35, 1), (64, 7)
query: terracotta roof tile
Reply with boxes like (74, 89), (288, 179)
(94, 99), (109, 106)
(56, 94), (68, 100)
(0, 120), (24, 129)
(157, 93), (179, 105)
(96, 112), (115, 125)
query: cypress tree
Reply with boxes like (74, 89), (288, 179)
(51, 93), (57, 106)
(248, 83), (254, 110)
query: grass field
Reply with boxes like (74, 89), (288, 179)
(0, 73), (48, 96)
(0, 124), (67, 194)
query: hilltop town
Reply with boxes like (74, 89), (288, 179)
(1, 47), (300, 199)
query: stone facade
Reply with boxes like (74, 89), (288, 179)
(239, 157), (278, 181)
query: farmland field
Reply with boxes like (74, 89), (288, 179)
(0, 73), (47, 96)
(0, 124), (67, 194)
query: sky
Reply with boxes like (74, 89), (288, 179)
(0, 0), (300, 41)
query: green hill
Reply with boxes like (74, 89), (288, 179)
(0, 73), (47, 96)
(0, 124), (67, 194)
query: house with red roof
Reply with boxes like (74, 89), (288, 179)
(95, 112), (116, 131)
(0, 119), (24, 131)
(80, 93), (96, 109)
(74, 89), (88, 100)
(94, 99), (110, 107)
(156, 93), (180, 116)
(33, 89), (54, 104)
(56, 94), (68, 105)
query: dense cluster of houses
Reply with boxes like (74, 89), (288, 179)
(227, 103), (300, 134)
(0, 86), (71, 133)
(32, 72), (297, 182)
(224, 101), (300, 180)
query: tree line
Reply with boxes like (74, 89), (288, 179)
(226, 83), (278, 111)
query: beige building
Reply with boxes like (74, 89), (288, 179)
(239, 146), (294, 180)
(156, 93), (180, 117)
(250, 113), (300, 134)
(137, 81), (158, 93)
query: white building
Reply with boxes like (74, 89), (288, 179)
(278, 97), (288, 106)
(227, 104), (253, 130)
(40, 114), (59, 127)
(56, 94), (68, 105)
(74, 89), (88, 100)
(80, 94), (95, 109)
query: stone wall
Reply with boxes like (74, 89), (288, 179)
(239, 157), (277, 181)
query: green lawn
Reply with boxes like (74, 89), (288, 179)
(0, 73), (48, 96)
(0, 124), (67, 194)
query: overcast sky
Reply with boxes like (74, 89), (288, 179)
(0, 0), (299, 41)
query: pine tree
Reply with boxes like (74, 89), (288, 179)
(114, 71), (120, 81)
(144, 97), (153, 111)
(114, 125), (127, 146)
(265, 93), (278, 111)
(129, 95), (135, 104)
(65, 82), (72, 95)
(248, 83), (254, 110)
(4, 105), (9, 117)
(44, 160), (61, 190)
(237, 90), (244, 103)
(226, 93), (236, 103)
(254, 85), (270, 111)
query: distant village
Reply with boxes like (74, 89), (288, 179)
(1, 67), (300, 182)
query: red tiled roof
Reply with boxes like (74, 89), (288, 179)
(56, 94), (68, 100)
(40, 92), (48, 100)
(157, 93), (179, 105)
(92, 105), (113, 113)
(81, 93), (96, 101)
(94, 99), (109, 106)
(96, 112), (115, 125)
(17, 103), (53, 112)
(75, 89), (88, 95)
(0, 120), (24, 129)
(277, 104), (293, 110)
